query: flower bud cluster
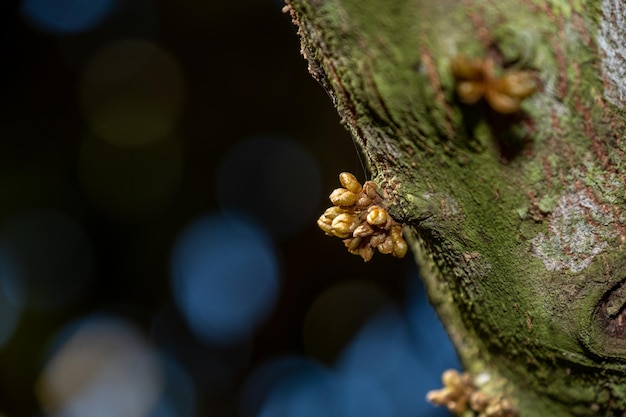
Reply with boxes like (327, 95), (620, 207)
(317, 172), (407, 262)
(451, 56), (536, 114)
(427, 369), (517, 417)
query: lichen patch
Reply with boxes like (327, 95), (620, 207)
(531, 190), (613, 273)
(598, 0), (626, 108)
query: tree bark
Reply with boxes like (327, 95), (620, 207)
(284, 0), (626, 415)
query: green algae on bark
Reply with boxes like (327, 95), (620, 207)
(285, 0), (626, 415)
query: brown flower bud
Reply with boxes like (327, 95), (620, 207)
(359, 245), (374, 262)
(318, 172), (407, 262)
(469, 391), (490, 413)
(369, 233), (386, 247)
(353, 223), (374, 238)
(447, 400), (467, 415)
(483, 398), (516, 417)
(377, 236), (394, 254)
(366, 206), (388, 226)
(329, 188), (358, 206)
(362, 181), (378, 199)
(345, 236), (362, 251)
(355, 195), (373, 209)
(339, 172), (362, 193)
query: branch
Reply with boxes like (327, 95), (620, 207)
(285, 0), (626, 415)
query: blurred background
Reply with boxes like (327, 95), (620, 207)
(0, 1), (459, 416)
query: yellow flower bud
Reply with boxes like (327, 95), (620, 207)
(498, 71), (536, 99)
(329, 188), (358, 206)
(378, 236), (394, 254)
(390, 225), (403, 240)
(366, 206), (388, 226)
(317, 217), (333, 235)
(442, 369), (462, 388)
(339, 172), (362, 193)
(317, 206), (345, 235)
(393, 239), (408, 258)
(318, 172), (407, 262)
(323, 206), (345, 219)
(450, 54), (535, 114)
(457, 81), (484, 104)
(331, 213), (356, 238)
(484, 88), (521, 114)
(345, 236), (362, 251)
(451, 56), (485, 80)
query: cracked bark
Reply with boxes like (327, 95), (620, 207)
(284, 0), (626, 416)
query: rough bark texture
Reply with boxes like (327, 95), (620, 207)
(285, 0), (626, 416)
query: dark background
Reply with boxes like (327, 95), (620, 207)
(0, 1), (457, 416)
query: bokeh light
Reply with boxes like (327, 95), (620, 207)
(20, 0), (118, 34)
(170, 214), (280, 345)
(2, 1), (457, 415)
(338, 308), (430, 417)
(0, 209), (93, 310)
(333, 372), (394, 417)
(37, 315), (163, 417)
(77, 136), (183, 220)
(151, 304), (253, 394)
(337, 281), (459, 417)
(216, 134), (322, 239)
(0, 247), (20, 349)
(145, 355), (196, 417)
(302, 281), (391, 363)
(79, 41), (185, 148)
(0, 162), (83, 224)
(241, 272), (458, 417)
(255, 358), (337, 417)
(239, 356), (318, 417)
(56, 0), (160, 72)
(244, 356), (394, 417)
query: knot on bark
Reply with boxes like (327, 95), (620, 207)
(598, 279), (626, 339)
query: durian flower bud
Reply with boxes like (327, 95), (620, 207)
(329, 188), (358, 206)
(331, 213), (357, 238)
(377, 236), (394, 254)
(339, 172), (362, 193)
(366, 205), (388, 226)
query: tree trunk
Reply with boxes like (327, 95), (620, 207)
(284, 0), (626, 415)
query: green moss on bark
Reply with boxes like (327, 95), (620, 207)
(286, 0), (626, 415)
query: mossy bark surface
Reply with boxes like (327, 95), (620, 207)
(285, 0), (626, 415)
